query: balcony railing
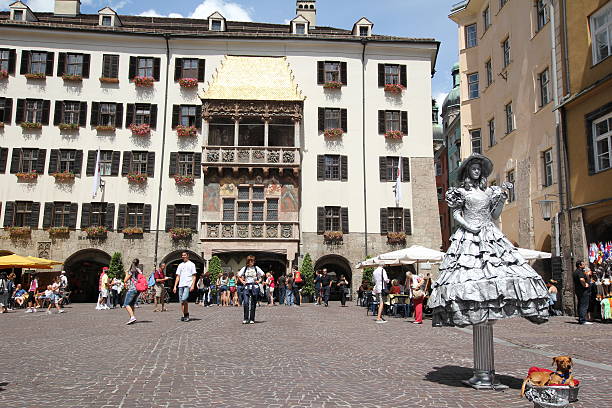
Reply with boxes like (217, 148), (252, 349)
(202, 146), (300, 167)
(201, 222), (299, 240)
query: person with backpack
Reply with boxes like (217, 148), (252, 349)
(173, 252), (197, 322)
(123, 259), (143, 325)
(237, 255), (264, 324)
(293, 266), (303, 306)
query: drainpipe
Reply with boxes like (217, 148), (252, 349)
(361, 38), (368, 259)
(153, 34), (172, 266)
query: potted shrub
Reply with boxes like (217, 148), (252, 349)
(176, 125), (197, 137)
(62, 74), (82, 82)
(99, 77), (119, 84)
(384, 83), (405, 94)
(384, 130), (404, 140)
(169, 227), (192, 240)
(24, 72), (46, 80)
(7, 226), (31, 238)
(323, 128), (344, 138)
(323, 81), (343, 89)
(51, 171), (76, 182)
(174, 175), (194, 186)
(133, 76), (154, 87)
(48, 226), (70, 237)
(85, 225), (108, 238)
(0, 69), (8, 80)
(20, 122), (42, 130)
(387, 231), (406, 244)
(300, 253), (315, 302)
(129, 123), (151, 136)
(179, 78), (198, 88)
(59, 123), (79, 131)
(16, 171), (38, 181)
(95, 125), (116, 132)
(127, 173), (148, 183)
(122, 227), (143, 235)
(323, 230), (343, 243)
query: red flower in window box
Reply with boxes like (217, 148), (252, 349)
(24, 72), (46, 80)
(62, 74), (82, 82)
(122, 227), (143, 235)
(20, 122), (43, 130)
(176, 125), (197, 137)
(169, 227), (193, 240)
(323, 230), (343, 243)
(323, 81), (343, 89)
(127, 173), (148, 183)
(387, 231), (406, 244)
(16, 171), (38, 181)
(58, 123), (79, 131)
(129, 123), (151, 136)
(384, 130), (404, 140)
(133, 76), (154, 87)
(48, 226), (70, 237)
(7, 226), (31, 238)
(323, 128), (344, 138)
(96, 125), (116, 132)
(174, 175), (195, 185)
(179, 78), (198, 88)
(0, 70), (8, 79)
(384, 83), (405, 94)
(85, 225), (108, 238)
(51, 171), (76, 182)
(99, 77), (119, 84)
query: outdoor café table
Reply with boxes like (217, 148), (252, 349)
(387, 294), (410, 317)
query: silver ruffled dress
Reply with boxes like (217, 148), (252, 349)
(428, 186), (549, 327)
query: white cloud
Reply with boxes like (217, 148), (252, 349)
(137, 9), (183, 18)
(434, 92), (448, 107)
(190, 0), (251, 21)
(1, 0), (55, 12)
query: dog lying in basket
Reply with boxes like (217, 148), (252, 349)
(521, 356), (579, 397)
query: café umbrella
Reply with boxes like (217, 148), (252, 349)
(377, 245), (445, 264)
(0, 254), (54, 269)
(25, 256), (63, 266)
(355, 256), (414, 269)
(516, 248), (552, 260)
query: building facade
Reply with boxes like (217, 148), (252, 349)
(0, 0), (441, 299)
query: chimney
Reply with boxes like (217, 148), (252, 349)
(54, 0), (81, 17)
(296, 0), (316, 28)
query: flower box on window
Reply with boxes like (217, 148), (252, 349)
(323, 128), (344, 138)
(16, 171), (38, 181)
(7, 226), (31, 238)
(0, 70), (8, 79)
(24, 72), (46, 80)
(174, 175), (194, 185)
(169, 227), (193, 240)
(179, 78), (198, 88)
(51, 171), (76, 182)
(62, 74), (82, 82)
(133, 76), (154, 87)
(58, 123), (79, 131)
(129, 123), (151, 136)
(384, 83), (405, 94)
(20, 122), (43, 130)
(387, 231), (406, 244)
(176, 125), (197, 137)
(99, 77), (119, 84)
(323, 230), (343, 243)
(95, 125), (116, 132)
(384, 130), (404, 140)
(122, 227), (143, 235)
(85, 225), (107, 238)
(323, 81), (343, 89)
(127, 172), (148, 183)
(48, 226), (70, 237)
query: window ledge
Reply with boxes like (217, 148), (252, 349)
(591, 54), (611, 68)
(535, 101), (552, 114)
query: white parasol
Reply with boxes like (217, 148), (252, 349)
(377, 245), (445, 263)
(516, 247), (552, 260)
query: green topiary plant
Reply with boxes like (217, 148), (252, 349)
(208, 256), (223, 286)
(300, 253), (315, 297)
(362, 255), (375, 288)
(107, 252), (125, 280)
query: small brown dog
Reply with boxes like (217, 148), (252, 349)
(520, 356), (576, 396)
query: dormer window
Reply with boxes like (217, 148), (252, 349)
(359, 26), (369, 36)
(296, 23), (306, 34)
(98, 7), (121, 27)
(211, 19), (222, 31)
(352, 17), (373, 37)
(101, 15), (112, 26)
(13, 10), (24, 21)
(207, 12), (226, 32)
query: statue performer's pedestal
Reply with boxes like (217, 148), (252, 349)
(462, 321), (509, 390)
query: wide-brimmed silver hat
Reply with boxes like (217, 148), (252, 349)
(457, 153), (494, 180)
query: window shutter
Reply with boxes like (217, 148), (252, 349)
(105, 203), (115, 230)
(30, 202), (40, 229)
(74, 150), (83, 176)
(400, 65), (407, 88)
(57, 52), (66, 76)
(42, 202), (53, 229)
(404, 209), (412, 235)
(128, 56), (136, 79)
(115, 103), (123, 128)
(121, 152), (131, 176)
(340, 109), (347, 132)
(378, 64), (385, 86)
(378, 110), (386, 134)
(190, 205), (199, 231)
(379, 157), (387, 182)
(82, 54), (90, 78)
(153, 58), (161, 81)
(317, 207), (325, 234)
(45, 52), (54, 76)
(86, 150), (96, 176)
(10, 148), (21, 174)
(48, 149), (59, 174)
(68, 203), (78, 229)
(401, 111), (408, 134)
(402, 157), (410, 182)
(340, 155), (348, 181)
(317, 155), (325, 180)
(318, 107), (325, 132)
(317, 61), (325, 84)
(111, 54), (119, 78)
(3, 202), (14, 227)
(380, 208), (388, 234)
(147, 152), (155, 177)
(149, 105), (157, 130)
(341, 207), (349, 234)
(111, 151), (121, 176)
(79, 102), (87, 127)
(174, 58), (182, 81)
(20, 51), (29, 75)
(117, 204), (127, 231)
(41, 100), (51, 125)
(53, 101), (62, 126)
(143, 204), (152, 232)
(172, 105), (180, 128)
(340, 62), (347, 85)
(15, 99), (25, 123)
(194, 153), (202, 178)
(90, 102), (99, 126)
(8, 49), (16, 74)
(2, 98), (12, 124)
(36, 149), (46, 174)
(195, 106), (202, 129)
(125, 104), (134, 127)
(0, 148), (8, 173)
(197, 59), (206, 82)
(80, 203), (91, 228)
(165, 205), (175, 231)
(169, 152), (177, 177)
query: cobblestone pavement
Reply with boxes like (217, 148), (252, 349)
(0, 302), (610, 408)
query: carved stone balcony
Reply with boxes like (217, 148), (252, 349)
(202, 146), (300, 172)
(201, 222), (299, 240)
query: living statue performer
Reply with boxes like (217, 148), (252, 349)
(428, 154), (549, 389)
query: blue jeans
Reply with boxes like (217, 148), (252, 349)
(278, 287), (286, 305)
(123, 289), (138, 308)
(577, 289), (590, 324)
(178, 287), (190, 303)
(242, 284), (259, 321)
(285, 290), (294, 306)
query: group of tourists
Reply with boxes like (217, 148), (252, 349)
(0, 270), (68, 314)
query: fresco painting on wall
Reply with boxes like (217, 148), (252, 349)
(281, 185), (299, 212)
(203, 183), (221, 212)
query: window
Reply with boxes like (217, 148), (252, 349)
(52, 202), (71, 227)
(174, 205), (191, 228)
(437, 187), (443, 200)
(539, 68), (550, 106)
(471, 129), (482, 154)
(384, 65), (400, 85)
(387, 208), (403, 233)
(386, 156), (400, 181)
(223, 198), (235, 221)
(500, 0), (508, 8)
(0, 49), (10, 72)
(13, 10), (24, 21)
(178, 152), (194, 176)
(102, 54), (119, 78)
(0, 98), (10, 123)
(465, 24), (478, 48)
(29, 52), (47, 74)
(227, 186), (268, 222)
(468, 72), (479, 99)
(90, 203), (107, 226)
(134, 104), (151, 125)
(590, 3), (611, 64)
(324, 155), (340, 180)
(130, 152), (148, 174)
(435, 160), (442, 176)
(62, 101), (80, 125)
(58, 150), (76, 173)
(101, 15), (112, 26)
(324, 62), (340, 82)
(14, 201), (33, 227)
(268, 117), (295, 147)
(267, 199), (278, 221)
(359, 26), (369, 36)
(19, 148), (38, 173)
(137, 57), (153, 77)
(485, 59), (493, 86)
(238, 117), (264, 146)
(483, 6), (491, 31)
(180, 105), (197, 127)
(505, 102), (514, 134)
(25, 99), (43, 123)
(385, 111), (401, 132)
(99, 103), (117, 126)
(209, 117), (234, 146)
(506, 170), (516, 202)
(211, 19), (222, 31)
(593, 113), (612, 172)
(536, 0), (549, 31)
(502, 37), (511, 67)
(126, 204), (144, 228)
(65, 53), (83, 76)
(181, 59), (198, 79)
(100, 151), (113, 176)
(325, 206), (341, 231)
(325, 109), (341, 130)
(543, 149), (553, 187)
(295, 23), (306, 35)
(488, 118), (496, 146)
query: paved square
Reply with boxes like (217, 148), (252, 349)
(0, 302), (610, 407)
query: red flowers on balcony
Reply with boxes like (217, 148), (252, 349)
(127, 173), (148, 183)
(384, 83), (405, 94)
(129, 123), (151, 136)
(24, 72), (46, 80)
(384, 130), (404, 140)
(62, 74), (82, 82)
(51, 171), (75, 182)
(133, 76), (154, 87)
(169, 227), (193, 240)
(323, 81), (343, 89)
(20, 122), (42, 130)
(174, 175), (194, 185)
(387, 231), (406, 244)
(176, 125), (197, 137)
(48, 226), (70, 237)
(324, 128), (344, 138)
(16, 171), (38, 181)
(85, 225), (108, 238)
(58, 123), (79, 131)
(179, 78), (198, 88)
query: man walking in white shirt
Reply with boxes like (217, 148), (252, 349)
(173, 252), (197, 322)
(373, 266), (389, 323)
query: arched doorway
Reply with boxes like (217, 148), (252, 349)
(64, 249), (111, 302)
(161, 250), (205, 302)
(215, 252), (287, 278)
(315, 254), (353, 301)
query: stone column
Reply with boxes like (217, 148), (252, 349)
(233, 118), (239, 146)
(294, 120), (301, 149)
(264, 120), (269, 146)
(203, 119), (210, 146)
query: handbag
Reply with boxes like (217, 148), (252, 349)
(380, 272), (389, 296)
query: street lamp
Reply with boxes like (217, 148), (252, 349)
(537, 194), (558, 221)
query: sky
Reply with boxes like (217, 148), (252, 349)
(2, 0), (459, 105)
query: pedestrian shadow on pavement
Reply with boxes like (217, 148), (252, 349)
(134, 320), (153, 324)
(424, 366), (522, 389)
(0, 382), (8, 392)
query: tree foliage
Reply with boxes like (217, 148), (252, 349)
(208, 256), (223, 284)
(300, 253), (315, 297)
(362, 255), (374, 288)
(107, 252), (124, 280)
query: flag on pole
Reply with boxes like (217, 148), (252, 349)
(394, 159), (402, 206)
(92, 149), (101, 198)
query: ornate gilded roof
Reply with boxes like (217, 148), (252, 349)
(200, 56), (305, 101)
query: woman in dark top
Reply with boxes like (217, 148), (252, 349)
(337, 274), (349, 307)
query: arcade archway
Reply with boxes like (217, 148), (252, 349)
(315, 254), (353, 301)
(64, 249), (111, 302)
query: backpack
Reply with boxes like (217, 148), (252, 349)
(135, 273), (148, 293)
(294, 271), (303, 283)
(147, 273), (156, 287)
